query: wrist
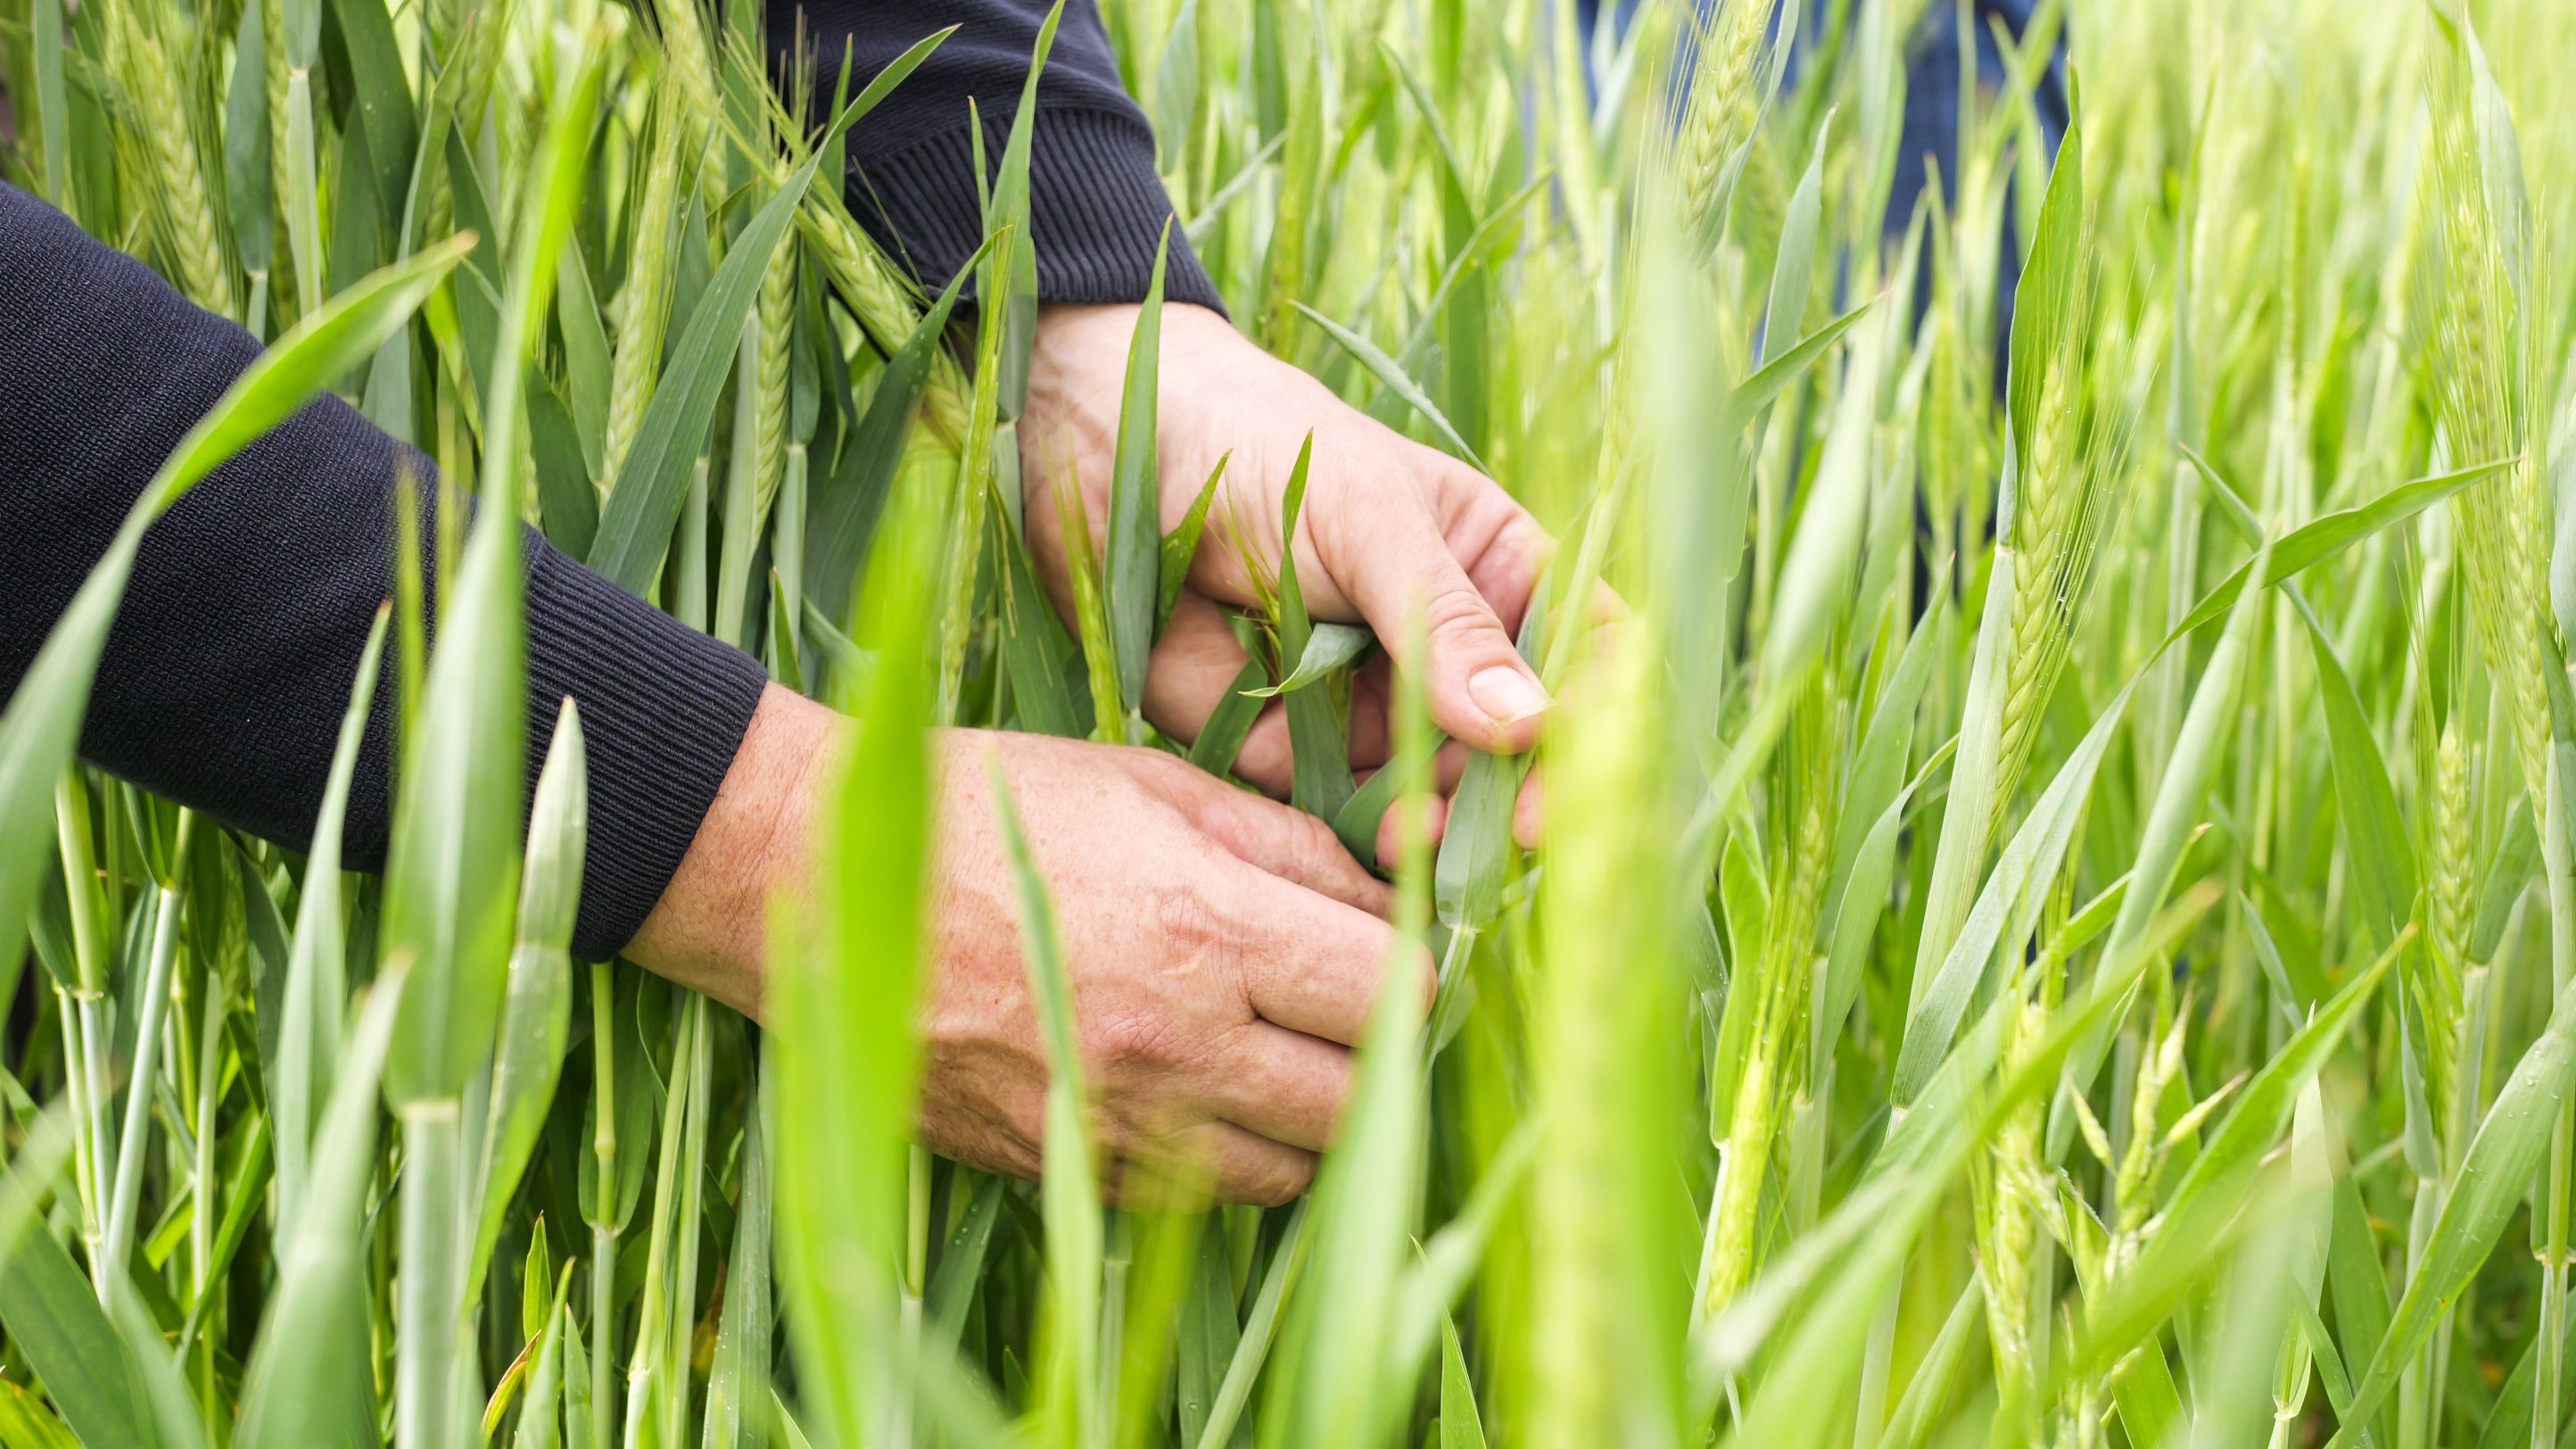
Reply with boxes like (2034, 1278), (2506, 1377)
(1032, 299), (1229, 357)
(623, 681), (839, 1017)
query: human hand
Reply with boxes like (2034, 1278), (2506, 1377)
(627, 686), (1426, 1205)
(919, 727), (1425, 1205)
(1020, 302), (1563, 840)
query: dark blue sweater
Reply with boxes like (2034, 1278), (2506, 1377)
(0, 1), (1205, 961)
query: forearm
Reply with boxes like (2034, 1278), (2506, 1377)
(0, 180), (766, 961)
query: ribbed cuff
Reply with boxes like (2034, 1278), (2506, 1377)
(524, 541), (770, 962)
(849, 105), (1225, 312)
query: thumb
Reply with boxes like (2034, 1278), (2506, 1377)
(1331, 494), (1550, 754)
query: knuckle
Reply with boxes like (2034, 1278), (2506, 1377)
(1152, 874), (1259, 1014)
(1152, 876), (1233, 960)
(1117, 742), (1194, 792)
(1423, 576), (1500, 647)
(1267, 810), (1347, 888)
(1093, 1006), (1190, 1074)
(1258, 1152), (1317, 1206)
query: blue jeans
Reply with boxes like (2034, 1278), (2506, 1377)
(1581, 0), (2068, 368)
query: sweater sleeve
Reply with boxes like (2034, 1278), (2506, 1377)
(772, 0), (1223, 311)
(0, 181), (767, 962)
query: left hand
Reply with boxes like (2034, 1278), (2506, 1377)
(1020, 302), (1561, 849)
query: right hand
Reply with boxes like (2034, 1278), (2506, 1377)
(1022, 304), (1557, 824)
(918, 728), (1430, 1205)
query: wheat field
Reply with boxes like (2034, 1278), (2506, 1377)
(4, 0), (2576, 1445)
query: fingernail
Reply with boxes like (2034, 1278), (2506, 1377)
(1469, 666), (1551, 726)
